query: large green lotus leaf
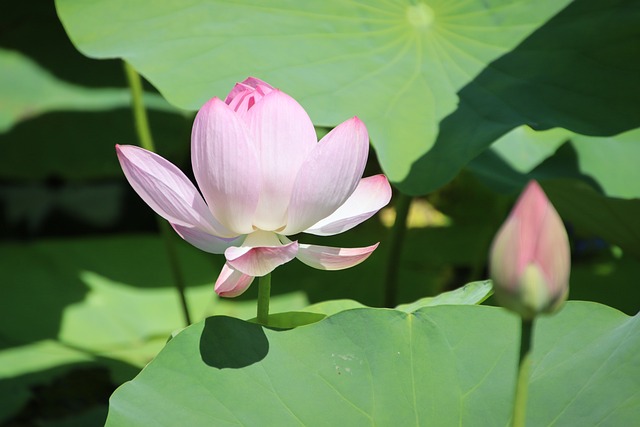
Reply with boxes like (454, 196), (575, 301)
(0, 48), (175, 134)
(56, 0), (640, 194)
(491, 126), (572, 173)
(106, 302), (638, 426)
(489, 127), (640, 199)
(259, 280), (493, 328)
(571, 129), (640, 199)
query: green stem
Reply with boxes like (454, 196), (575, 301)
(123, 62), (155, 152)
(383, 193), (412, 308)
(512, 318), (534, 427)
(257, 274), (272, 325)
(158, 220), (192, 326)
(123, 60), (191, 326)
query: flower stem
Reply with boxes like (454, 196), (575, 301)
(512, 318), (534, 427)
(257, 273), (272, 325)
(157, 220), (191, 326)
(383, 193), (411, 308)
(123, 60), (191, 326)
(123, 61), (155, 152)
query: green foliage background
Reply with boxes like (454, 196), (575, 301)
(1, 0), (639, 425)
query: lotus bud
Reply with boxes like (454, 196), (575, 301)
(489, 181), (570, 319)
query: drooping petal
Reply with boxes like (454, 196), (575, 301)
(245, 90), (317, 231)
(305, 175), (392, 236)
(214, 263), (255, 297)
(225, 231), (299, 277)
(296, 243), (379, 271)
(171, 224), (243, 254)
(116, 144), (232, 237)
(191, 98), (260, 235)
(283, 117), (369, 235)
(225, 77), (274, 115)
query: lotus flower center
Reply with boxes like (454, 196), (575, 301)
(242, 229), (283, 248)
(406, 2), (434, 30)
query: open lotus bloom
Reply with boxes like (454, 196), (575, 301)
(489, 180), (570, 319)
(117, 77), (392, 297)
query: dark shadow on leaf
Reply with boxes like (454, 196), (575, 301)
(199, 316), (269, 369)
(401, 0), (640, 194)
(0, 356), (139, 425)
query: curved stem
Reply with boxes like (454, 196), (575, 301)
(123, 60), (191, 326)
(512, 318), (534, 427)
(257, 273), (272, 325)
(383, 193), (411, 308)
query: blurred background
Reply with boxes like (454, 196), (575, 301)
(1, 1), (639, 426)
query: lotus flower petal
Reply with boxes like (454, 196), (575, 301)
(191, 98), (260, 235)
(225, 231), (299, 277)
(305, 175), (392, 236)
(171, 224), (243, 254)
(245, 90), (317, 231)
(283, 117), (369, 235)
(214, 263), (255, 297)
(296, 243), (379, 271)
(116, 144), (232, 237)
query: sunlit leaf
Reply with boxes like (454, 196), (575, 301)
(56, 0), (640, 194)
(107, 302), (639, 426)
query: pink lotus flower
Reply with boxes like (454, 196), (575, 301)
(117, 77), (392, 297)
(489, 180), (570, 319)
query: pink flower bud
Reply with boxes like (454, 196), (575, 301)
(489, 181), (570, 319)
(224, 77), (274, 115)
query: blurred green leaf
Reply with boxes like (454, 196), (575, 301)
(0, 183), (124, 234)
(106, 302), (639, 426)
(395, 280), (492, 312)
(569, 253), (640, 316)
(0, 108), (190, 180)
(571, 129), (640, 199)
(56, 0), (640, 194)
(0, 235), (308, 423)
(487, 127), (640, 199)
(0, 236), (216, 364)
(543, 179), (640, 260)
(469, 140), (640, 260)
(0, 48), (175, 134)
(491, 126), (572, 173)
